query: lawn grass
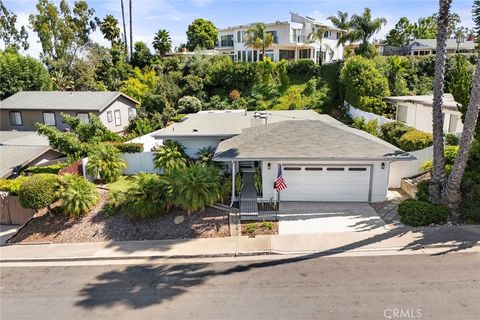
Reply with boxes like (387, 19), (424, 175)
(107, 176), (135, 193)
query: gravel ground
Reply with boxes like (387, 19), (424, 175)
(9, 190), (230, 244)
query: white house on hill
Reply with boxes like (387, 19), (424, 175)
(216, 12), (344, 63)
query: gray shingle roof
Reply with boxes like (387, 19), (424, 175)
(0, 91), (139, 111)
(411, 39), (477, 50)
(0, 131), (52, 178)
(154, 110), (330, 138)
(213, 119), (414, 161)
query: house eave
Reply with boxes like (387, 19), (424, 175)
(213, 155), (416, 162)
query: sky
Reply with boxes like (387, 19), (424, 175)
(3, 0), (477, 59)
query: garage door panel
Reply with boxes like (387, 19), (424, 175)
(281, 166), (370, 202)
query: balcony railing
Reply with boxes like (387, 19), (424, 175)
(290, 35), (307, 43)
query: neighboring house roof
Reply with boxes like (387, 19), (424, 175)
(213, 119), (414, 161)
(0, 91), (139, 112)
(0, 131), (52, 178)
(385, 94), (461, 112)
(154, 110), (328, 139)
(410, 39), (476, 50)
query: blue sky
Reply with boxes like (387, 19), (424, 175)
(4, 0), (477, 58)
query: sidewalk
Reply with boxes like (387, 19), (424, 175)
(1, 226), (479, 263)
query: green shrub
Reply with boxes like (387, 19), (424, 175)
(445, 133), (459, 146)
(109, 142), (144, 153)
(86, 143), (127, 183)
(352, 117), (379, 136)
(0, 176), (29, 195)
(177, 95), (202, 113)
(122, 173), (170, 219)
(58, 174), (99, 216)
(260, 221), (273, 230)
(102, 190), (126, 216)
(168, 164), (223, 214)
(24, 163), (68, 175)
(243, 223), (257, 234)
(460, 200), (480, 224)
(154, 140), (188, 172)
(398, 199), (448, 226)
(380, 121), (412, 146)
(18, 174), (60, 211)
(416, 180), (430, 202)
(398, 130), (433, 151)
(444, 145), (459, 164)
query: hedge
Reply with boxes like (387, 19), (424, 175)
(0, 176), (29, 195)
(18, 174), (60, 211)
(398, 199), (448, 226)
(24, 163), (68, 174)
(109, 142), (144, 153)
(397, 130), (433, 152)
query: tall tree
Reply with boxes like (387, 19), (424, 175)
(328, 11), (350, 46)
(0, 0), (29, 50)
(307, 27), (326, 64)
(29, 0), (96, 73)
(129, 0), (132, 60)
(445, 0), (480, 220)
(414, 16), (437, 39)
(152, 29), (172, 56)
(340, 8), (386, 47)
(99, 14), (120, 47)
(120, 0), (128, 57)
(429, 0), (452, 204)
(244, 23), (273, 60)
(131, 41), (152, 69)
(386, 17), (414, 47)
(186, 18), (218, 51)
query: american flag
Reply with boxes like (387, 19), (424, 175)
(274, 165), (287, 191)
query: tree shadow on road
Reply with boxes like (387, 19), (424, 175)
(76, 225), (479, 310)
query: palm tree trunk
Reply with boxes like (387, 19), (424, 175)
(129, 0), (133, 61)
(446, 61), (480, 221)
(428, 0), (452, 205)
(120, 0), (128, 58)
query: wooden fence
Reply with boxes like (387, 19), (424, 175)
(389, 146), (433, 188)
(0, 192), (35, 225)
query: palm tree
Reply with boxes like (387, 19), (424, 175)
(168, 164), (223, 214)
(341, 8), (386, 47)
(196, 146), (215, 166)
(153, 140), (188, 172)
(244, 23), (274, 60)
(152, 29), (172, 56)
(328, 11), (350, 46)
(51, 70), (74, 91)
(120, 0), (128, 57)
(86, 143), (127, 183)
(307, 27), (326, 64)
(99, 15), (120, 47)
(129, 0), (133, 61)
(428, 0), (452, 205)
(444, 0), (480, 220)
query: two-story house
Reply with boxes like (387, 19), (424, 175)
(216, 12), (344, 63)
(0, 91), (139, 133)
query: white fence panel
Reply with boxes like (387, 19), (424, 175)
(121, 152), (161, 175)
(388, 146), (433, 188)
(346, 103), (395, 127)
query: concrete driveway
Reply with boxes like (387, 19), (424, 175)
(278, 202), (386, 234)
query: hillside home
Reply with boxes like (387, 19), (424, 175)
(216, 12), (344, 63)
(0, 91), (139, 133)
(386, 94), (464, 133)
(383, 39), (478, 56)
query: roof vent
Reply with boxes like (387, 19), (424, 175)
(193, 129), (198, 132)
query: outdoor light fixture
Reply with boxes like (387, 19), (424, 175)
(381, 162), (385, 169)
(267, 162), (271, 169)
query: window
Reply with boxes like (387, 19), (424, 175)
(336, 32), (340, 39)
(326, 167), (345, 171)
(265, 50), (274, 60)
(114, 110), (121, 126)
(220, 34), (234, 47)
(305, 167), (323, 171)
(128, 108), (135, 120)
(284, 167), (301, 171)
(237, 51), (241, 61)
(267, 30), (278, 44)
(9, 111), (22, 126)
(242, 50), (246, 62)
(43, 112), (56, 126)
(247, 50), (252, 62)
(77, 113), (89, 124)
(348, 168), (367, 172)
(253, 50), (258, 62)
(279, 49), (295, 60)
(107, 111), (113, 122)
(299, 49), (311, 59)
(324, 30), (329, 38)
(237, 31), (242, 43)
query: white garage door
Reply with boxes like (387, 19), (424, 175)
(280, 165), (371, 202)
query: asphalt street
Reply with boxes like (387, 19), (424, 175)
(1, 253), (479, 320)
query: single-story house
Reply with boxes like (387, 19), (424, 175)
(0, 91), (139, 133)
(383, 39), (478, 56)
(153, 110), (414, 205)
(385, 94), (464, 133)
(0, 131), (64, 178)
